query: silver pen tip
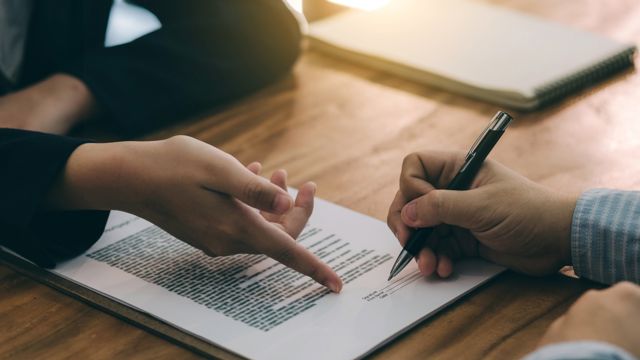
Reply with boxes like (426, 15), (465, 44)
(387, 266), (402, 281)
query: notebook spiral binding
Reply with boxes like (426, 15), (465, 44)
(534, 46), (637, 107)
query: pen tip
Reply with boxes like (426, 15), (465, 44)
(387, 274), (393, 281)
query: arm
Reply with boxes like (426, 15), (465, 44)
(0, 129), (341, 291)
(0, 128), (108, 267)
(571, 189), (640, 284)
(386, 150), (575, 278)
(386, 151), (640, 359)
(386, 151), (639, 284)
(46, 135), (343, 292)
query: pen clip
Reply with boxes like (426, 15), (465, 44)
(466, 125), (490, 160)
(465, 111), (512, 160)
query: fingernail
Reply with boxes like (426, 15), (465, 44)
(273, 194), (292, 214)
(326, 279), (342, 293)
(403, 201), (417, 223)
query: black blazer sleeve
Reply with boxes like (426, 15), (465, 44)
(0, 128), (109, 267)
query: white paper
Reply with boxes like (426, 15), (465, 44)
(50, 194), (503, 360)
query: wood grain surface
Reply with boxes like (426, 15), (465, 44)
(2, 0), (639, 359)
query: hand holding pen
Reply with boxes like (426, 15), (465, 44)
(388, 112), (511, 280)
(387, 111), (577, 279)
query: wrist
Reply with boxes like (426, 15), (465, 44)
(554, 192), (578, 267)
(46, 141), (138, 211)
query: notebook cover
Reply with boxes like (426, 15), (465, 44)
(307, 0), (637, 110)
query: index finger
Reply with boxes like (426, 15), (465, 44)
(250, 217), (343, 293)
(399, 151), (467, 201)
(207, 155), (294, 215)
(387, 190), (412, 246)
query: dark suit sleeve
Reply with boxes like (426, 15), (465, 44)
(0, 128), (109, 267)
(68, 0), (302, 136)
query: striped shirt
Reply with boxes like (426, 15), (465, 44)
(524, 189), (640, 360)
(572, 189), (640, 284)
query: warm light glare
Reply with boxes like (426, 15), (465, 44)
(286, 0), (391, 12)
(287, 0), (303, 13)
(328, 0), (391, 11)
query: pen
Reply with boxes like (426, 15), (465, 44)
(387, 111), (513, 281)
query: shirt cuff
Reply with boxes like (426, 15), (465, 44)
(571, 189), (640, 284)
(522, 341), (637, 360)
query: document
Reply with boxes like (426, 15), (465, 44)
(49, 193), (503, 360)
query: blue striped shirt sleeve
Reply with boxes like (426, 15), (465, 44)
(522, 341), (636, 360)
(571, 189), (640, 284)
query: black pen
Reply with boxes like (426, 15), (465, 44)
(388, 111), (513, 281)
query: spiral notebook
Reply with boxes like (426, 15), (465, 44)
(307, 0), (637, 110)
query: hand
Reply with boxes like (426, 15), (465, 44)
(48, 135), (343, 292)
(387, 151), (577, 278)
(538, 282), (640, 357)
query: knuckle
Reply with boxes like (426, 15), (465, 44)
(400, 153), (421, 178)
(166, 134), (193, 147)
(427, 191), (444, 216)
(242, 179), (273, 206)
(202, 247), (218, 257)
(402, 152), (419, 169)
(387, 209), (399, 230)
(386, 213), (395, 230)
(579, 289), (601, 305)
(208, 245), (231, 256)
(199, 238), (227, 257)
(205, 224), (245, 254)
(613, 281), (638, 295)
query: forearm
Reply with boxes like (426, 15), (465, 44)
(46, 140), (157, 214)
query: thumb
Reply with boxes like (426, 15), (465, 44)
(210, 159), (293, 215)
(401, 189), (485, 229)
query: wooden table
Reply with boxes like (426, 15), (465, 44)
(2, 0), (639, 358)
